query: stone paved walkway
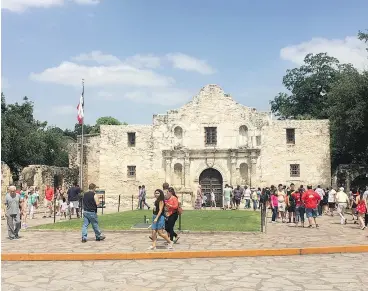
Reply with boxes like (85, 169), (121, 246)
(2, 215), (367, 254)
(2, 253), (368, 291)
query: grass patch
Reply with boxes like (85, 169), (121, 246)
(33, 210), (261, 232)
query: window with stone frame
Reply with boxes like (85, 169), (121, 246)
(127, 132), (136, 147)
(127, 166), (136, 178)
(290, 164), (300, 177)
(286, 128), (295, 144)
(205, 127), (217, 146)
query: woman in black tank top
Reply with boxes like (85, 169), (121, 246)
(148, 189), (173, 250)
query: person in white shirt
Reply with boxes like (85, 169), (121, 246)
(315, 185), (325, 216)
(328, 188), (336, 216)
(210, 189), (216, 210)
(335, 187), (349, 224)
(243, 186), (251, 209)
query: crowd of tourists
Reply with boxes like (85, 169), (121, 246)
(192, 183), (368, 230)
(3, 182), (84, 240)
(263, 184), (368, 230)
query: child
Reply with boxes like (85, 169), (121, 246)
(28, 188), (37, 219)
(60, 198), (68, 220)
(21, 193), (29, 229)
(210, 189), (216, 209)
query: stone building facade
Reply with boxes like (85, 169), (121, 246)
(70, 85), (331, 207)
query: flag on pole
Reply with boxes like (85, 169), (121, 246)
(77, 84), (84, 124)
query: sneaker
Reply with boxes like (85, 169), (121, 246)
(96, 235), (106, 241)
(167, 242), (174, 250)
(81, 238), (87, 243)
(174, 236), (180, 244)
(147, 246), (156, 250)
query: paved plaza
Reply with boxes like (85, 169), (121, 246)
(2, 254), (368, 291)
(2, 214), (367, 254)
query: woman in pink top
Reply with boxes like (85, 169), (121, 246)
(271, 192), (279, 223)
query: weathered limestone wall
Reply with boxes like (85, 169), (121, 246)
(260, 120), (331, 187)
(19, 165), (78, 200)
(74, 84), (331, 207)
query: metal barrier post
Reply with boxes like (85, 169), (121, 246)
(118, 195), (121, 212)
(179, 193), (183, 231)
(53, 197), (56, 223)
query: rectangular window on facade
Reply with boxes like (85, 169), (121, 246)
(127, 166), (136, 178)
(290, 164), (300, 177)
(256, 136), (261, 146)
(205, 127), (217, 145)
(286, 128), (295, 144)
(128, 132), (136, 147)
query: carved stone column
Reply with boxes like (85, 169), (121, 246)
(184, 158), (190, 188)
(230, 152), (237, 186)
(250, 152), (258, 187)
(165, 158), (172, 185)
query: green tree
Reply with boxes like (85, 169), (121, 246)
(270, 53), (341, 119)
(90, 116), (127, 134)
(270, 30), (368, 168)
(327, 68), (368, 166)
(1, 94), (69, 179)
(358, 29), (368, 52)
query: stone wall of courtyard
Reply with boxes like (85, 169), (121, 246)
(19, 165), (78, 200)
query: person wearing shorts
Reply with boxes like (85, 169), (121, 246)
(67, 182), (81, 218)
(148, 189), (173, 250)
(328, 188), (336, 216)
(302, 185), (321, 228)
(43, 185), (54, 218)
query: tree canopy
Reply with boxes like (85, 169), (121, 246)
(1, 94), (69, 179)
(270, 30), (368, 168)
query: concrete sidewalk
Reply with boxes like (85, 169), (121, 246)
(2, 215), (367, 257)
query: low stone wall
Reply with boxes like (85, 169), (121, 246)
(20, 165), (78, 200)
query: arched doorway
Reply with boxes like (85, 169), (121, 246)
(199, 168), (223, 207)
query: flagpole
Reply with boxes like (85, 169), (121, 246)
(80, 79), (84, 190)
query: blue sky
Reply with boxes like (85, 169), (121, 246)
(2, 0), (368, 129)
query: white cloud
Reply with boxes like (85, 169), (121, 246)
(125, 54), (161, 69)
(72, 51), (121, 65)
(30, 61), (174, 87)
(166, 53), (216, 75)
(30, 51), (213, 105)
(51, 105), (76, 115)
(1, 77), (10, 89)
(2, 0), (99, 13)
(280, 36), (368, 71)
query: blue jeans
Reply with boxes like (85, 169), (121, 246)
(252, 199), (258, 210)
(295, 206), (305, 223)
(272, 206), (278, 221)
(244, 199), (251, 209)
(81, 211), (102, 240)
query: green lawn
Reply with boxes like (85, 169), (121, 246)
(33, 210), (261, 232)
